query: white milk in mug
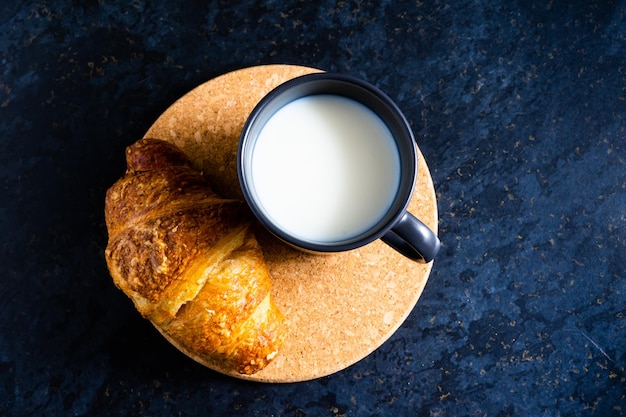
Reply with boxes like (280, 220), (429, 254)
(250, 95), (401, 243)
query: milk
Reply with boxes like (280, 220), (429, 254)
(250, 95), (401, 243)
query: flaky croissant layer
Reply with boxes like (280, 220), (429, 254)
(104, 138), (286, 374)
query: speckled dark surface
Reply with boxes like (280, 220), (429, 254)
(1, 1), (625, 416)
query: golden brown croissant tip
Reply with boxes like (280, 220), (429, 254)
(126, 138), (193, 173)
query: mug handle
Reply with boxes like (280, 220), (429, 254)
(381, 212), (441, 263)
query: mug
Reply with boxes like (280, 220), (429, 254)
(237, 73), (440, 263)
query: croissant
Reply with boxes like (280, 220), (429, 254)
(104, 138), (285, 375)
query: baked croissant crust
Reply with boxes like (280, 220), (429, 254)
(104, 138), (285, 374)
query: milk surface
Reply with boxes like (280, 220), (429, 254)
(251, 95), (401, 243)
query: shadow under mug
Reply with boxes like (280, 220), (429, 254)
(238, 73), (440, 263)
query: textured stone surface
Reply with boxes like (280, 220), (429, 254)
(1, 1), (624, 416)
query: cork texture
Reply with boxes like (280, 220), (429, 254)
(144, 64), (438, 382)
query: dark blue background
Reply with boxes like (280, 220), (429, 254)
(1, 1), (625, 416)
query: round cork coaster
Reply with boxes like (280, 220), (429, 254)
(144, 64), (438, 383)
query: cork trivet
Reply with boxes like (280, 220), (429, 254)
(144, 64), (438, 383)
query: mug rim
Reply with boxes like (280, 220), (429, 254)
(238, 72), (418, 253)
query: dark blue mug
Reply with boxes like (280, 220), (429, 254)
(238, 73), (440, 263)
